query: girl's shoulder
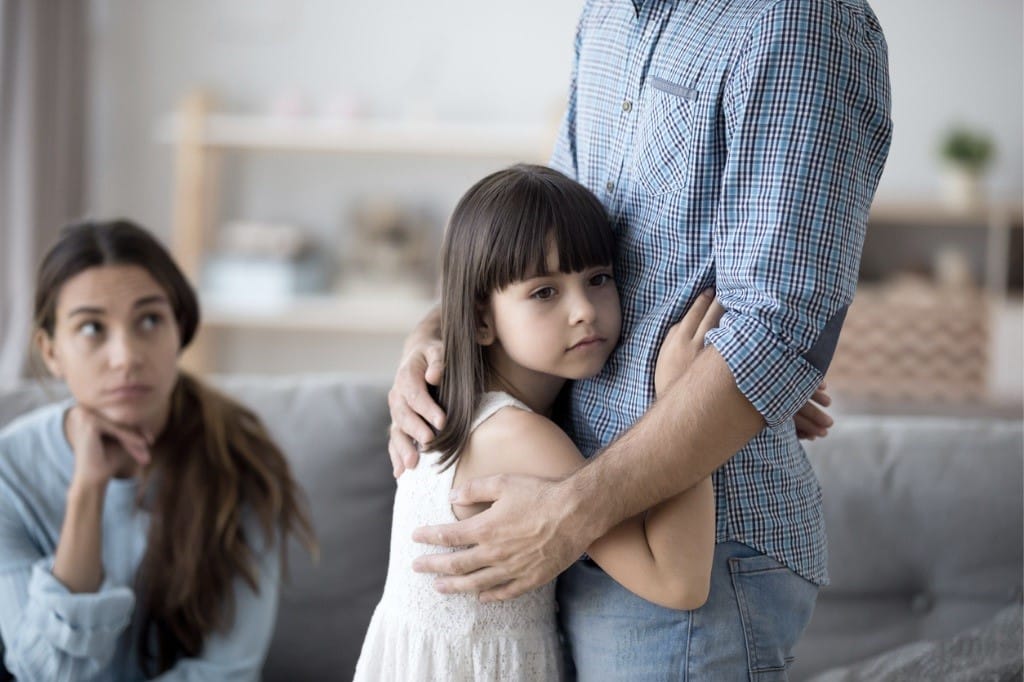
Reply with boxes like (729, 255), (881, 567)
(457, 397), (584, 483)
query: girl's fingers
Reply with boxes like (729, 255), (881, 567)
(794, 413), (828, 439)
(696, 299), (726, 339)
(677, 290), (715, 337)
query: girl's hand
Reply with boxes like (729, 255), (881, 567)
(65, 406), (152, 489)
(795, 382), (834, 440)
(654, 290), (725, 397)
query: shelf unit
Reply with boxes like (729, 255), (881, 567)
(160, 91), (556, 374)
(829, 200), (1023, 409)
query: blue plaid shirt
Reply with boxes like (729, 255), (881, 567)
(552, 0), (892, 585)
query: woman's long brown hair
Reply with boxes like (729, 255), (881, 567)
(33, 219), (316, 674)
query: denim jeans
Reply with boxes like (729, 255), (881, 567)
(556, 541), (818, 681)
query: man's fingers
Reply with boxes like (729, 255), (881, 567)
(423, 343), (446, 387)
(406, 385), (446, 432)
(448, 474), (510, 507)
(388, 433), (412, 478)
(412, 514), (484, 549)
(811, 387), (833, 407)
(696, 299), (726, 339)
(478, 577), (533, 604)
(435, 567), (511, 596)
(388, 391), (437, 447)
(414, 547), (496, 580)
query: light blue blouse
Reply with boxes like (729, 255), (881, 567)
(0, 402), (280, 681)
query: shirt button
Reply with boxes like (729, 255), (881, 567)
(606, 181), (615, 193)
(622, 100), (632, 112)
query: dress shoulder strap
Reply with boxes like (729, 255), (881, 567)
(470, 391), (533, 433)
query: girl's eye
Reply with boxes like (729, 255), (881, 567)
(531, 286), (556, 301)
(139, 312), (163, 331)
(590, 273), (613, 286)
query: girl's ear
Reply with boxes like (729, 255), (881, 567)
(476, 306), (496, 346)
(35, 330), (63, 379)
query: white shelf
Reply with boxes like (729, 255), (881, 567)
(869, 200), (1023, 227)
(156, 113), (556, 158)
(200, 292), (436, 333)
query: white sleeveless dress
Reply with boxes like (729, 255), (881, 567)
(353, 392), (564, 681)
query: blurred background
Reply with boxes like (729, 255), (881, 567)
(1, 0), (1021, 418)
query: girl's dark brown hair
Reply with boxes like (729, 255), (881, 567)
(430, 164), (616, 468)
(33, 219), (316, 674)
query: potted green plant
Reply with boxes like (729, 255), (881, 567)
(939, 126), (994, 210)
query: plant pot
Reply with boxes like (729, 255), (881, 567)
(940, 166), (985, 212)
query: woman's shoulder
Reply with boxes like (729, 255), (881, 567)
(0, 401), (68, 462)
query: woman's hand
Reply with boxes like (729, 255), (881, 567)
(654, 290), (725, 397)
(64, 405), (152, 490)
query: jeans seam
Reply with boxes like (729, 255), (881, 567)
(729, 558), (758, 680)
(681, 601), (693, 682)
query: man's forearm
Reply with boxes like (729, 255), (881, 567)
(567, 346), (765, 537)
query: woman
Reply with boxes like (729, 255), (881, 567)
(0, 219), (315, 680)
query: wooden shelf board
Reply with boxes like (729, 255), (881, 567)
(156, 114), (555, 158)
(200, 293), (435, 333)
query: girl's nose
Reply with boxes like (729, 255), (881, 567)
(569, 292), (597, 325)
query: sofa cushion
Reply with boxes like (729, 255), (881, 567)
(208, 374), (395, 681)
(808, 602), (1023, 681)
(792, 416), (1024, 679)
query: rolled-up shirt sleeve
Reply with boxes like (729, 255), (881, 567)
(0, 541), (134, 680)
(705, 0), (892, 427)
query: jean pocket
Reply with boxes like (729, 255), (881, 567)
(728, 553), (817, 680)
(631, 76), (696, 197)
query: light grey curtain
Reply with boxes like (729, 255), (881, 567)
(0, 0), (86, 383)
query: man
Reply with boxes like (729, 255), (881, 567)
(388, 0), (892, 677)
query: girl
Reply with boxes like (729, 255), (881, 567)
(355, 164), (718, 680)
(0, 220), (315, 680)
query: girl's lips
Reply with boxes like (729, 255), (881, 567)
(569, 336), (605, 351)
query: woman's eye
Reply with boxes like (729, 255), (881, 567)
(590, 273), (613, 286)
(531, 287), (556, 300)
(78, 321), (103, 337)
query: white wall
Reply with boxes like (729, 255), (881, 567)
(86, 0), (583, 241)
(872, 0), (1023, 203)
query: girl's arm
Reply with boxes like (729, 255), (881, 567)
(457, 410), (712, 610)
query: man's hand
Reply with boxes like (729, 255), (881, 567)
(411, 474), (596, 602)
(388, 308), (446, 477)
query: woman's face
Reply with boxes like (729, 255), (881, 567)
(37, 264), (182, 433)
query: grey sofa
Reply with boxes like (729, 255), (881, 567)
(1, 374), (1021, 680)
